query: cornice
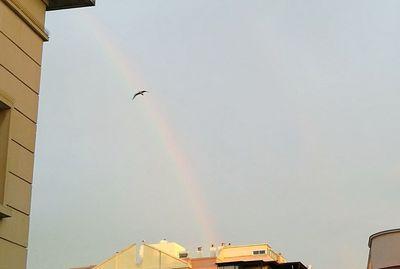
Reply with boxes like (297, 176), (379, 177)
(1, 0), (49, 41)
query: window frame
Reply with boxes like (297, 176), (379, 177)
(0, 94), (13, 218)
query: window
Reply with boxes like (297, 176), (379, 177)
(0, 99), (11, 205)
(220, 266), (239, 269)
(253, 250), (266, 255)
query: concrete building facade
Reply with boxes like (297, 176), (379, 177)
(367, 229), (400, 269)
(0, 1), (94, 269)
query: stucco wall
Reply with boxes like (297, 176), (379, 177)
(0, 1), (45, 269)
(368, 230), (400, 269)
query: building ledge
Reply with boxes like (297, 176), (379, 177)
(3, 0), (49, 41)
(368, 228), (400, 247)
(0, 204), (12, 219)
(46, 0), (95, 11)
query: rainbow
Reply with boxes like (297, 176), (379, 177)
(81, 13), (217, 244)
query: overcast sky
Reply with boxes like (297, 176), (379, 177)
(28, 1), (400, 269)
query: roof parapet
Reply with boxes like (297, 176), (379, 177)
(46, 0), (95, 11)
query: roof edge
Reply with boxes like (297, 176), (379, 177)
(46, 0), (95, 11)
(368, 228), (400, 247)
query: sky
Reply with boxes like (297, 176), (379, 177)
(28, 1), (400, 269)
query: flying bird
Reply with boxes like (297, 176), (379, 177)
(132, 90), (148, 100)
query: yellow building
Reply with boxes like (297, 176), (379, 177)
(0, 1), (94, 269)
(217, 243), (286, 264)
(89, 242), (191, 269)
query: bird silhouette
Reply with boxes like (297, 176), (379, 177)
(132, 90), (148, 100)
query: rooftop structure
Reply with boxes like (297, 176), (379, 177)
(367, 228), (400, 269)
(84, 242), (191, 269)
(72, 240), (306, 269)
(217, 243), (286, 263)
(150, 239), (187, 258)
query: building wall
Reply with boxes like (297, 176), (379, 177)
(1, 0), (95, 268)
(186, 257), (217, 269)
(218, 244), (286, 263)
(150, 240), (187, 258)
(0, 1), (46, 268)
(368, 229), (400, 269)
(89, 244), (192, 269)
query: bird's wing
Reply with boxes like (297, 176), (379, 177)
(132, 90), (148, 100)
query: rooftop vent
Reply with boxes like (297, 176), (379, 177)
(196, 246), (203, 257)
(210, 244), (217, 257)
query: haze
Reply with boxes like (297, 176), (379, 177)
(28, 1), (400, 269)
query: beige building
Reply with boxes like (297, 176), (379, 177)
(84, 242), (191, 269)
(73, 240), (304, 269)
(367, 228), (400, 269)
(0, 1), (94, 269)
(217, 243), (286, 264)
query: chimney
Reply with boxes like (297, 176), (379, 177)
(196, 246), (203, 257)
(210, 244), (217, 257)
